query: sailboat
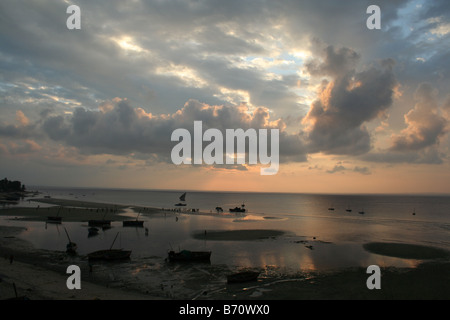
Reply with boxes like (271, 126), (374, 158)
(122, 211), (144, 227)
(174, 192), (187, 206)
(346, 205), (352, 212)
(47, 206), (63, 223)
(64, 227), (77, 255)
(87, 232), (131, 261)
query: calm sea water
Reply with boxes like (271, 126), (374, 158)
(2, 186), (450, 298)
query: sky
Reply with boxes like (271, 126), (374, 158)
(1, 0), (450, 194)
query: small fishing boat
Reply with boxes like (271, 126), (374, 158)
(64, 227), (77, 255)
(174, 192), (187, 206)
(122, 212), (144, 227)
(167, 250), (211, 262)
(174, 203), (186, 207)
(88, 219), (111, 227)
(123, 220), (144, 227)
(227, 271), (260, 284)
(87, 232), (131, 261)
(88, 227), (99, 237)
(47, 206), (63, 223)
(229, 203), (246, 213)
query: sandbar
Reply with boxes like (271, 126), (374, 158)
(363, 242), (450, 260)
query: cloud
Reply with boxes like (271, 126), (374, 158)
(302, 43), (397, 155)
(35, 98), (307, 164)
(326, 163), (371, 175)
(390, 83), (448, 151)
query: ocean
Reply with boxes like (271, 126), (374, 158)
(2, 186), (450, 299)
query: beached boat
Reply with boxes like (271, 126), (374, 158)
(123, 212), (144, 227)
(227, 271), (260, 283)
(88, 227), (99, 237)
(123, 220), (144, 227)
(167, 250), (211, 262)
(64, 227), (77, 255)
(47, 206), (62, 223)
(88, 219), (111, 227)
(87, 232), (131, 261)
(47, 216), (62, 223)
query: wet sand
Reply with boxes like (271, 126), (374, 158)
(1, 198), (450, 300)
(192, 229), (286, 241)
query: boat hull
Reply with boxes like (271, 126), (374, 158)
(88, 219), (111, 227)
(122, 220), (144, 227)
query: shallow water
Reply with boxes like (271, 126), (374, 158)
(2, 187), (450, 299)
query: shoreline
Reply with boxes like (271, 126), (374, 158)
(1, 197), (450, 300)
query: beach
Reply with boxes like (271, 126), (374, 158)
(1, 197), (450, 300)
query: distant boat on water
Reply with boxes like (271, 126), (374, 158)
(346, 205), (352, 212)
(358, 209), (365, 215)
(174, 192), (187, 206)
(229, 203), (246, 213)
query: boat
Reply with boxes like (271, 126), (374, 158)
(47, 216), (62, 223)
(87, 232), (131, 261)
(358, 209), (365, 215)
(167, 250), (211, 262)
(229, 203), (246, 213)
(122, 212), (144, 227)
(123, 220), (144, 227)
(174, 192), (187, 206)
(227, 271), (260, 284)
(47, 206), (63, 223)
(88, 219), (111, 227)
(345, 205), (352, 212)
(64, 227), (77, 255)
(88, 227), (99, 237)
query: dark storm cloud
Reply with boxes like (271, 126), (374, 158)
(303, 43), (397, 155)
(36, 98), (306, 163)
